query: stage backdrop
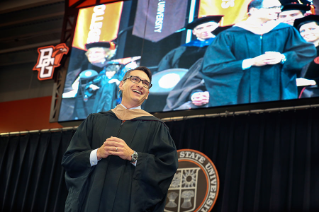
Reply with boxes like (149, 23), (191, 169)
(1, 108), (319, 211)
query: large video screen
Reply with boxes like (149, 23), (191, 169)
(58, 0), (318, 122)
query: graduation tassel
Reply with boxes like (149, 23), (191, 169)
(310, 5), (316, 15)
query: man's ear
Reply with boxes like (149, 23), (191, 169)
(192, 30), (196, 36)
(119, 81), (124, 91)
(145, 91), (150, 100)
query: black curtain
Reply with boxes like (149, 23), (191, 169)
(0, 130), (74, 212)
(1, 109), (319, 211)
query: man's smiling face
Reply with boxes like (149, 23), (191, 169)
(192, 21), (219, 40)
(299, 21), (319, 44)
(119, 70), (150, 107)
(86, 47), (107, 63)
(249, 0), (282, 22)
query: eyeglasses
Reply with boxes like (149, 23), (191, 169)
(124, 75), (152, 89)
(262, 6), (283, 10)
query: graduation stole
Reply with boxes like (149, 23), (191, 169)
(111, 104), (153, 121)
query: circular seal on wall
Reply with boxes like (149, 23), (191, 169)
(164, 149), (220, 212)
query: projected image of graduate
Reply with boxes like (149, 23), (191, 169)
(201, 0), (316, 107)
(85, 42), (117, 71)
(62, 41), (117, 98)
(151, 16), (222, 111)
(156, 16), (223, 73)
(62, 41), (116, 120)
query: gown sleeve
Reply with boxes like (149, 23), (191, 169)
(202, 32), (244, 77)
(201, 31), (245, 92)
(201, 33), (246, 106)
(303, 47), (319, 80)
(61, 114), (95, 212)
(164, 58), (206, 111)
(131, 121), (178, 212)
(84, 75), (103, 98)
(61, 114), (95, 175)
(156, 47), (185, 73)
(282, 27), (317, 72)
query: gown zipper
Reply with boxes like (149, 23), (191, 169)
(260, 35), (263, 53)
(116, 120), (125, 137)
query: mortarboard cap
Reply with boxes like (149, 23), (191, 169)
(281, 3), (311, 12)
(85, 41), (116, 50)
(293, 14), (319, 30)
(185, 15), (223, 30)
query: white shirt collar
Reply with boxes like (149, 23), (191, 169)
(120, 104), (141, 110)
(197, 35), (215, 42)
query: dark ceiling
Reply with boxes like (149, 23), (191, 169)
(0, 1), (65, 67)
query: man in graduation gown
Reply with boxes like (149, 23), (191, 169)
(156, 15), (223, 73)
(62, 66), (178, 212)
(201, 0), (317, 107)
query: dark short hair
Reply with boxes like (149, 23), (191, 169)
(247, 0), (264, 13)
(122, 66), (152, 83)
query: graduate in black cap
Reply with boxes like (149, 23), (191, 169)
(201, 0), (316, 107)
(294, 15), (319, 46)
(278, 1), (311, 25)
(63, 41), (117, 95)
(84, 41), (117, 71)
(64, 41), (118, 119)
(156, 15), (223, 73)
(84, 41), (140, 82)
(294, 15), (319, 97)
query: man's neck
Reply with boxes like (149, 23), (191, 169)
(197, 36), (215, 42)
(246, 17), (271, 26)
(121, 101), (141, 110)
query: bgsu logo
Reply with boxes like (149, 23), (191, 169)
(165, 149), (220, 212)
(33, 43), (69, 80)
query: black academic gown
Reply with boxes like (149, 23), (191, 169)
(61, 112), (178, 212)
(156, 46), (188, 73)
(156, 38), (214, 73)
(202, 23), (317, 107)
(164, 58), (208, 111)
